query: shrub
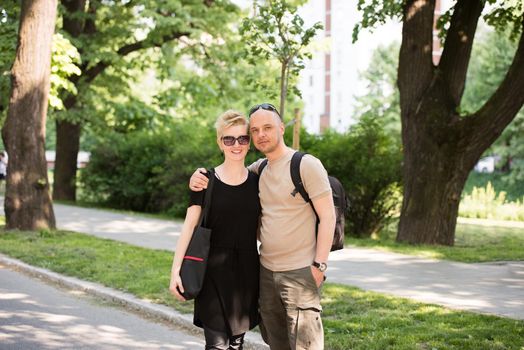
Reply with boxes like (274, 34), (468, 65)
(80, 122), (223, 215)
(305, 116), (402, 238)
(80, 131), (173, 212)
(459, 182), (524, 221)
(81, 116), (403, 233)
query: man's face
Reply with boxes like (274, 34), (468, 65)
(249, 109), (284, 154)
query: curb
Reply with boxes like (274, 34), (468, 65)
(0, 254), (269, 350)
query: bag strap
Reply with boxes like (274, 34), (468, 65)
(290, 151), (320, 222)
(198, 168), (215, 227)
(258, 158), (268, 174)
(290, 151), (310, 202)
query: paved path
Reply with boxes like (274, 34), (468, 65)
(5, 202), (524, 320)
(49, 203), (524, 320)
(0, 262), (204, 349)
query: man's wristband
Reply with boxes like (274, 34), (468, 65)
(312, 261), (327, 272)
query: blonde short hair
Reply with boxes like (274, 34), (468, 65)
(215, 110), (248, 138)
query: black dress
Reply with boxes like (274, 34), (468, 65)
(189, 171), (261, 336)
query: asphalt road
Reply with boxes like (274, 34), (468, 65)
(0, 263), (204, 350)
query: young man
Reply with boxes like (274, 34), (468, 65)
(190, 103), (335, 350)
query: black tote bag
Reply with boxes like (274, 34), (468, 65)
(178, 168), (215, 300)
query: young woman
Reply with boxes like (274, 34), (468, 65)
(169, 110), (261, 350)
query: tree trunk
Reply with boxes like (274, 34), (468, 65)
(1, 0), (57, 230)
(53, 119), (80, 201)
(51, 0), (86, 202)
(396, 109), (473, 245)
(279, 61), (288, 120)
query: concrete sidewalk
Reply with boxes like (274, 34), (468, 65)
(0, 259), (206, 349)
(0, 254), (268, 349)
(5, 201), (524, 320)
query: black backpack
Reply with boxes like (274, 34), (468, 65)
(258, 151), (348, 251)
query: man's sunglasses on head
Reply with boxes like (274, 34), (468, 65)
(221, 135), (250, 146)
(248, 103), (281, 119)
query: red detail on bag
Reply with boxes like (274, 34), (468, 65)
(184, 256), (204, 262)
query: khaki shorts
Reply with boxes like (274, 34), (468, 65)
(259, 265), (323, 350)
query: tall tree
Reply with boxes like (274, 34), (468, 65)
(240, 0), (322, 120)
(53, 0), (234, 201)
(2, 0), (57, 230)
(355, 0), (524, 245)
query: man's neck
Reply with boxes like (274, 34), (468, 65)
(265, 145), (290, 162)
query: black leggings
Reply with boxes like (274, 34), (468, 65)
(203, 326), (245, 350)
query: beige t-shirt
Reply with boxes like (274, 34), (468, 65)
(249, 148), (331, 271)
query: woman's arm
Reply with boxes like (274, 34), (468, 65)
(169, 204), (202, 301)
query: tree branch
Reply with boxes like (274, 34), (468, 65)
(398, 0), (435, 115)
(467, 19), (524, 153)
(82, 30), (190, 84)
(438, 0), (483, 106)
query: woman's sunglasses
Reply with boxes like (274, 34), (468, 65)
(221, 135), (250, 146)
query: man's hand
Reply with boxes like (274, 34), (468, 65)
(310, 266), (324, 288)
(189, 168), (209, 191)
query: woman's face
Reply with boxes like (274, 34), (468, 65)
(218, 124), (250, 161)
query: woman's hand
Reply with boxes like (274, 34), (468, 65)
(169, 273), (187, 302)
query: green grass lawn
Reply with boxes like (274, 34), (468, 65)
(0, 228), (523, 350)
(349, 219), (524, 263)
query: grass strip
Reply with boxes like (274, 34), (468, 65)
(349, 220), (524, 263)
(1, 229), (523, 349)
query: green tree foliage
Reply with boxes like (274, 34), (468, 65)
(80, 118), (263, 216)
(305, 116), (402, 238)
(0, 3), (19, 120)
(49, 33), (82, 110)
(55, 0), (240, 127)
(153, 24), (281, 123)
(0, 3), (80, 121)
(462, 27), (524, 184)
(83, 114), (402, 236)
(354, 41), (400, 135)
(240, 0), (322, 120)
(48, 0), (244, 201)
(80, 122), (218, 215)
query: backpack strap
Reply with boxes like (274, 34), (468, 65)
(290, 151), (310, 202)
(258, 158), (268, 175)
(291, 151), (320, 226)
